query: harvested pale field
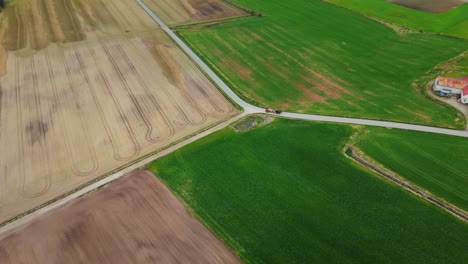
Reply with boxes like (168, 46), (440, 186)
(0, 169), (241, 264)
(0, 0), (159, 75)
(0, 0), (238, 223)
(143, 0), (247, 26)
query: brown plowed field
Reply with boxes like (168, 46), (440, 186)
(143, 0), (247, 26)
(0, 0), (238, 222)
(0, 169), (241, 264)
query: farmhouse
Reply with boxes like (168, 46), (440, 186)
(462, 86), (468, 104)
(433, 76), (468, 97)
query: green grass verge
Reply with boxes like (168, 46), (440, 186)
(148, 118), (468, 264)
(441, 53), (468, 77)
(178, 0), (468, 129)
(356, 127), (468, 211)
(324, 0), (468, 39)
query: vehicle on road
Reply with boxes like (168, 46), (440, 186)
(265, 108), (282, 114)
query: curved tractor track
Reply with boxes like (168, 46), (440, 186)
(0, 0), (238, 224)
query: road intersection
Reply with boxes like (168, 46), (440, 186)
(136, 0), (468, 138)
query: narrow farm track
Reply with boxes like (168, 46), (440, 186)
(346, 146), (467, 222)
(135, 0), (468, 138)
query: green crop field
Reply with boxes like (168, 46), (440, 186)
(148, 119), (468, 264)
(178, 0), (468, 129)
(324, 0), (468, 39)
(357, 127), (468, 210)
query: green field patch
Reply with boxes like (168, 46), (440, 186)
(148, 119), (468, 264)
(179, 0), (468, 128)
(324, 0), (468, 39)
(357, 127), (468, 210)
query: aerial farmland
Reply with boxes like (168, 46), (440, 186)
(148, 118), (468, 264)
(178, 0), (468, 128)
(0, 0), (238, 223)
(0, 0), (467, 263)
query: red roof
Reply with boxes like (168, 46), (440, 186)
(438, 77), (468, 89)
(463, 86), (468, 96)
(462, 77), (468, 81)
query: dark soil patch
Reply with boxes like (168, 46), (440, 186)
(233, 115), (265, 132)
(0, 169), (241, 264)
(384, 0), (467, 13)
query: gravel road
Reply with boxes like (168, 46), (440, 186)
(136, 0), (468, 138)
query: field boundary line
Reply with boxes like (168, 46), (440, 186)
(344, 146), (467, 222)
(220, 0), (261, 17)
(171, 14), (254, 30)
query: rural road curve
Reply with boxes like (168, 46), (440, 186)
(1, 0), (466, 235)
(136, 0), (468, 138)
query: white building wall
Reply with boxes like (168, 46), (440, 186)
(433, 78), (462, 94)
(461, 95), (468, 104)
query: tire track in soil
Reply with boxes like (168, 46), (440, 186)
(0, 81), (2, 207)
(95, 0), (128, 35)
(59, 47), (99, 176)
(0, 52), (21, 209)
(30, 0), (48, 50)
(14, 5), (39, 59)
(42, 0), (67, 43)
(84, 41), (140, 161)
(112, 39), (176, 143)
(119, 39), (176, 143)
(16, 56), (52, 198)
(128, 37), (192, 130)
(48, 45), (99, 177)
(5, 4), (23, 51)
(101, 40), (161, 144)
(107, 0), (153, 32)
(131, 36), (205, 127)
(160, 45), (209, 125)
(60, 0), (85, 42)
(149, 41), (207, 125)
(44, 46), (86, 177)
(40, 0), (101, 177)
(71, 0), (113, 36)
(29, 56), (52, 195)
(0, 81), (6, 207)
(59, 1), (140, 162)
(33, 50), (64, 181)
(183, 74), (234, 116)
